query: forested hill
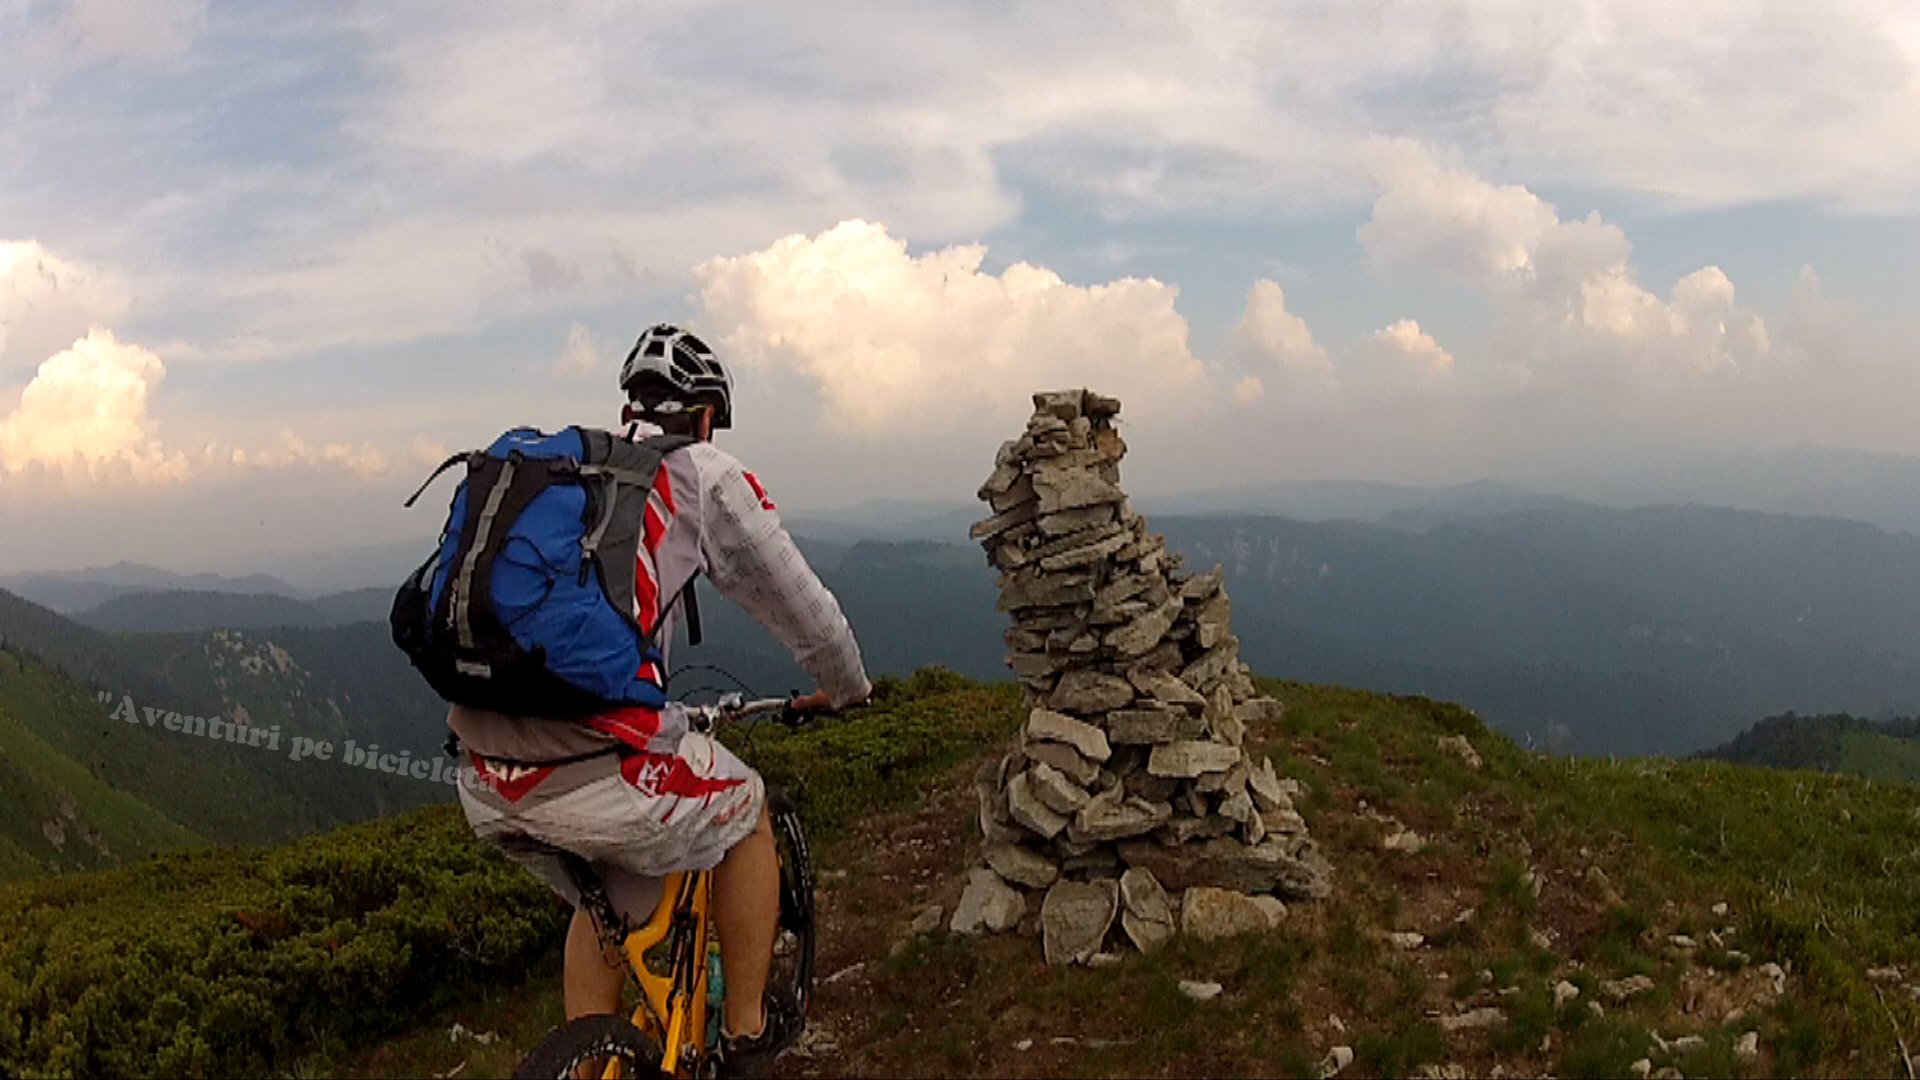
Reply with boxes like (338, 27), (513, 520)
(0, 589), (451, 878)
(1699, 712), (1920, 784)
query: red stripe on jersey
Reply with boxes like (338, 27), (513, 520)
(643, 498), (667, 552)
(741, 470), (776, 511)
(654, 459), (676, 515)
(634, 548), (659, 627)
(588, 706), (663, 751)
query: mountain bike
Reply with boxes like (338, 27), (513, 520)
(512, 694), (818, 1079)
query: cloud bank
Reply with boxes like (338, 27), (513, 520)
(694, 220), (1211, 436)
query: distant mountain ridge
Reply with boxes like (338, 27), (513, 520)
(73, 587), (391, 634)
(10, 493), (1920, 774)
(0, 563), (302, 614)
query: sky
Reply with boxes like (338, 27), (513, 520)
(1, 0), (1917, 574)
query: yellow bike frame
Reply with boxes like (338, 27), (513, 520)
(602, 870), (715, 1079)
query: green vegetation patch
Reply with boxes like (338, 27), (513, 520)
(0, 807), (562, 1078)
(723, 667), (1024, 836)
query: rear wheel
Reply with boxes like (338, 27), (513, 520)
(513, 1014), (662, 1079)
(767, 787), (817, 1022)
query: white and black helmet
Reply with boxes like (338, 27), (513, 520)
(618, 323), (733, 429)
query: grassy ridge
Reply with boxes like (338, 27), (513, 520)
(357, 676), (1920, 1079)
(12, 668), (1920, 1078)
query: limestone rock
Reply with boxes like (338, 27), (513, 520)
(1107, 596), (1183, 657)
(1032, 464), (1124, 514)
(1023, 739), (1102, 787)
(1006, 771), (1069, 838)
(951, 868), (1025, 935)
(1028, 762), (1091, 815)
(984, 840), (1060, 890)
(1046, 671), (1136, 715)
(1025, 707), (1112, 761)
(1036, 502), (1117, 537)
(1194, 591), (1232, 650)
(1251, 895), (1287, 926)
(1129, 669), (1208, 711)
(1181, 886), (1280, 940)
(1072, 796), (1171, 842)
(1107, 706), (1206, 745)
(1180, 636), (1241, 692)
(1178, 980), (1223, 1002)
(1118, 867), (1176, 952)
(910, 903), (945, 936)
(997, 570), (1094, 612)
(1440, 1008), (1505, 1032)
(1040, 879), (1119, 966)
(1039, 529), (1133, 572)
(1246, 756), (1293, 812)
(1148, 740), (1241, 778)
(1181, 565), (1224, 601)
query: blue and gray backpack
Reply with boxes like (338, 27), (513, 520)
(390, 426), (698, 718)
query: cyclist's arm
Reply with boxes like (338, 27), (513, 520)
(700, 458), (872, 709)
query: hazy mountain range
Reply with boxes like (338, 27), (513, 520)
(6, 472), (1920, 876)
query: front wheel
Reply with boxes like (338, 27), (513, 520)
(768, 787), (817, 1022)
(513, 1014), (662, 1079)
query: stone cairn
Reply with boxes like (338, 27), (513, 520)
(951, 388), (1333, 964)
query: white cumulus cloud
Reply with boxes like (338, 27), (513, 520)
(1361, 144), (1772, 381)
(0, 327), (187, 483)
(1231, 279), (1338, 397)
(1374, 319), (1455, 375)
(693, 220), (1208, 436)
(0, 240), (131, 371)
(1358, 142), (1560, 288)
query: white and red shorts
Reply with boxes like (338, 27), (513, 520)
(456, 713), (765, 922)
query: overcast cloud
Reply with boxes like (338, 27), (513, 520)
(0, 0), (1915, 571)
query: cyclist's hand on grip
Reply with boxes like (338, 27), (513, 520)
(788, 690), (832, 713)
(782, 689), (832, 725)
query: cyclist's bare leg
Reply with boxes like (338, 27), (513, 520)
(563, 906), (627, 1019)
(713, 807), (779, 1038)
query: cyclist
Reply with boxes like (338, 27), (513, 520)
(446, 324), (871, 1075)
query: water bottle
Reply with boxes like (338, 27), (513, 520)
(706, 942), (726, 1046)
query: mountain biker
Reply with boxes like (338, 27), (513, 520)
(446, 324), (872, 1075)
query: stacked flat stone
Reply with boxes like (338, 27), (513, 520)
(955, 388), (1333, 963)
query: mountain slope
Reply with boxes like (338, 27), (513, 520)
(0, 591), (450, 867)
(0, 650), (200, 876)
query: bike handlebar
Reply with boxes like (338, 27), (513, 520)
(682, 693), (821, 731)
